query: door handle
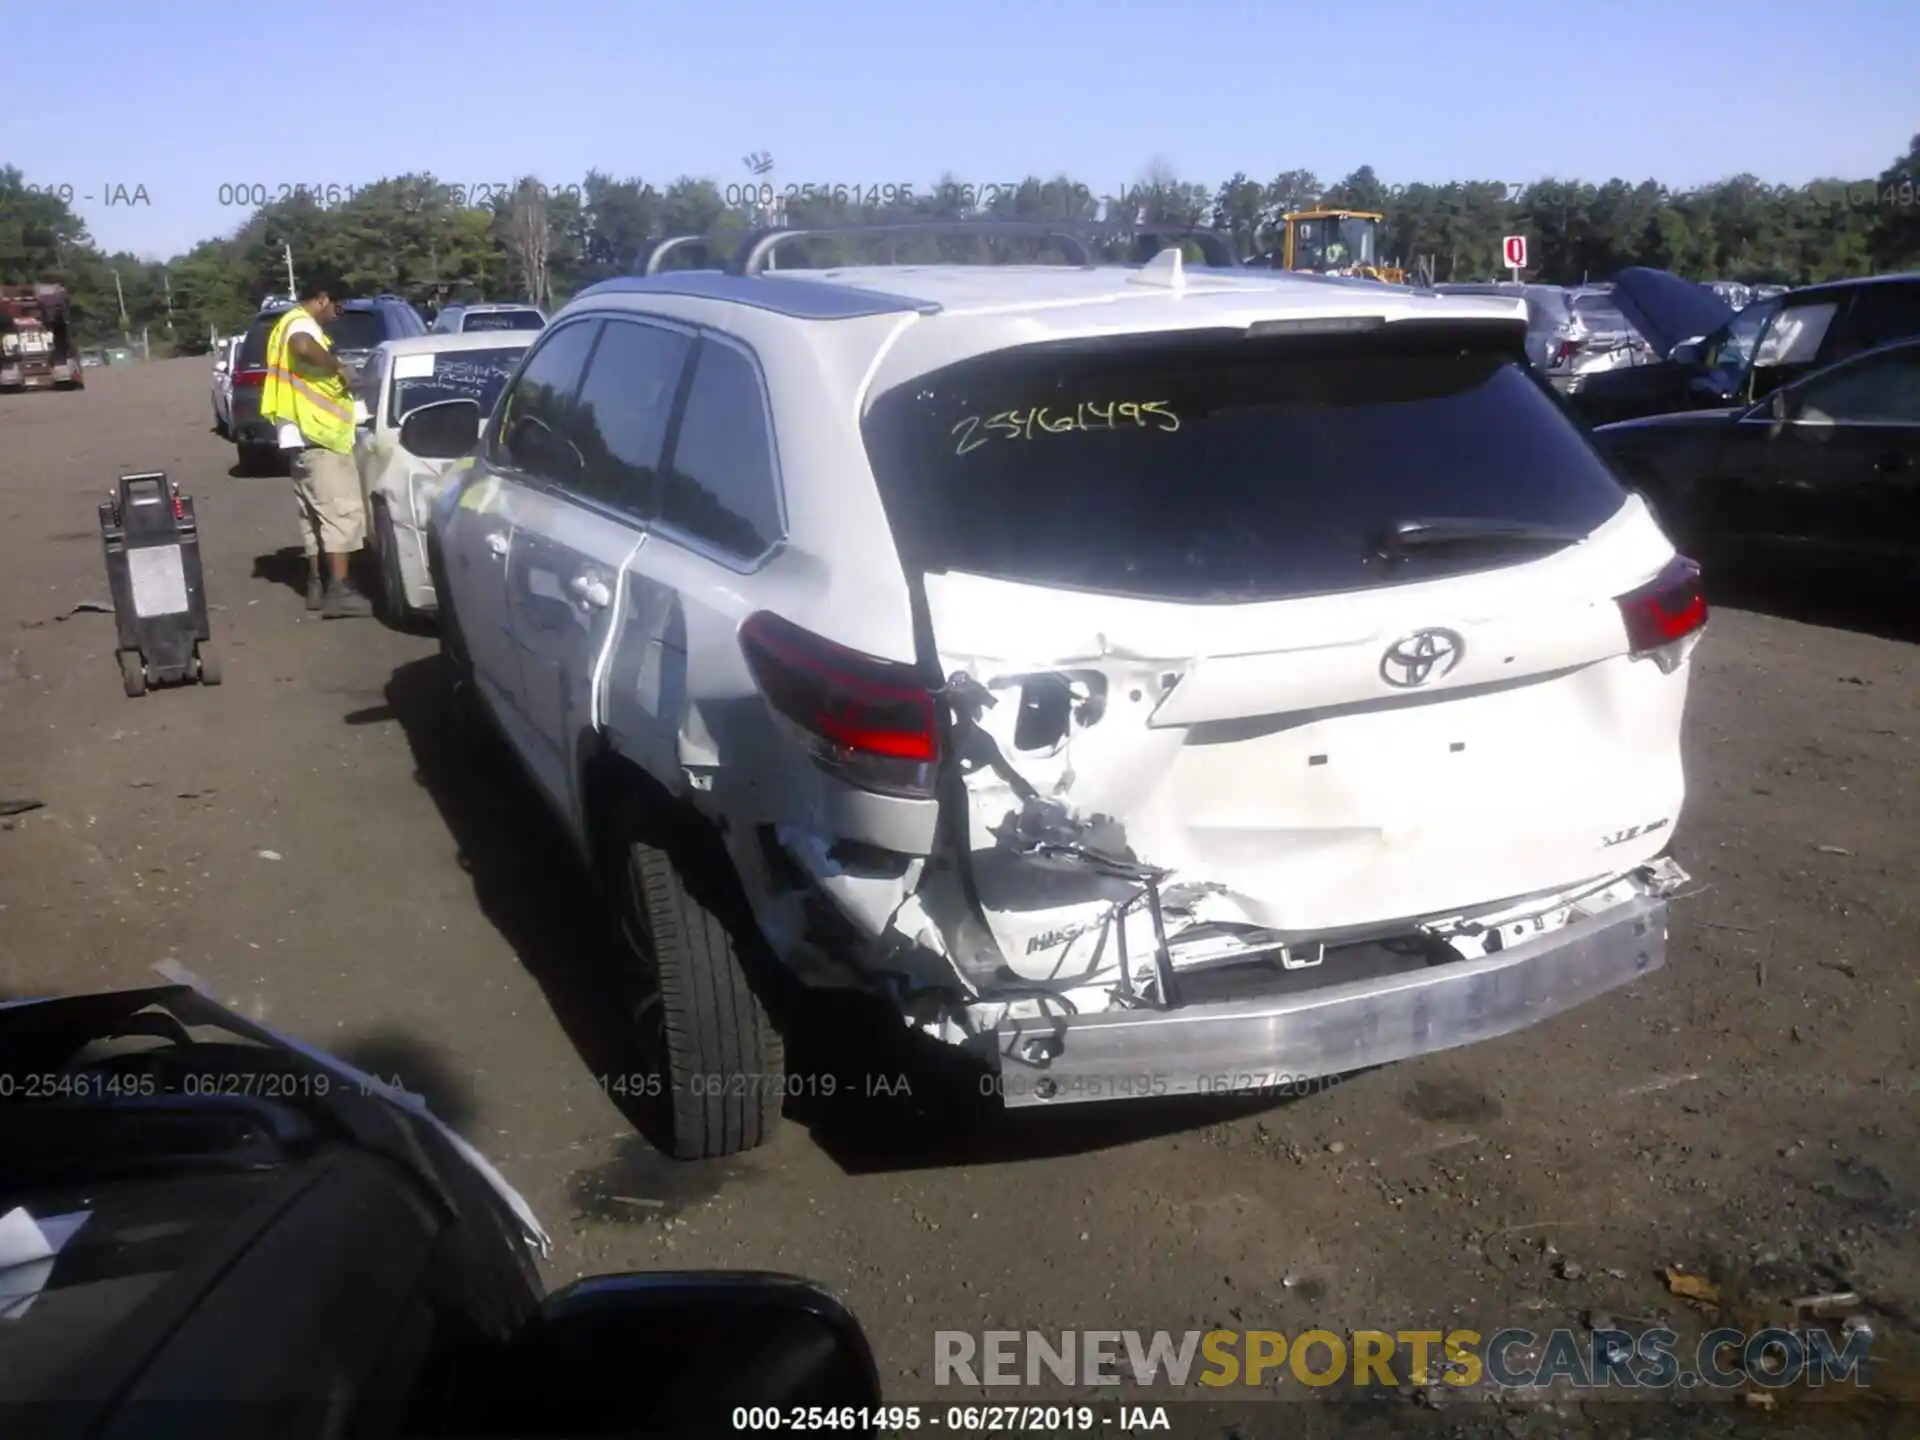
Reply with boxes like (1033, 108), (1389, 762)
(569, 575), (612, 609)
(484, 530), (509, 558)
(1872, 452), (1908, 475)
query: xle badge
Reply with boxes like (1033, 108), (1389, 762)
(1602, 818), (1671, 847)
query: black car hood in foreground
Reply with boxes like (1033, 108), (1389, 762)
(1611, 268), (1735, 358)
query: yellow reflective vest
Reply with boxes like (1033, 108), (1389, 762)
(261, 304), (354, 453)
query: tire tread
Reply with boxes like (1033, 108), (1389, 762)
(631, 838), (782, 1159)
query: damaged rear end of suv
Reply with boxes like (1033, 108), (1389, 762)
(835, 302), (1702, 1109)
(473, 255), (1708, 1159)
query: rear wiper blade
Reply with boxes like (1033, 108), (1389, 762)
(1378, 517), (1588, 558)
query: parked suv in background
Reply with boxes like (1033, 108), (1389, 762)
(428, 237), (1702, 1160)
(227, 295), (429, 473)
(431, 302), (547, 335)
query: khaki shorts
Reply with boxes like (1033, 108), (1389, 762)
(290, 446), (366, 556)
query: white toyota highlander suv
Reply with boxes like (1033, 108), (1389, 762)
(423, 228), (1705, 1159)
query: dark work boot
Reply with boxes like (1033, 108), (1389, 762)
(305, 557), (325, 612)
(321, 578), (373, 620)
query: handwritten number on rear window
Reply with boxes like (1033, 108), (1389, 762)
(951, 401), (1180, 455)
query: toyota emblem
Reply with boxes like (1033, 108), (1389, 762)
(1380, 628), (1464, 688)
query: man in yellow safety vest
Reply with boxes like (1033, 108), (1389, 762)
(261, 282), (373, 618)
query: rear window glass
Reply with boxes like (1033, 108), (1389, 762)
(1571, 294), (1632, 331)
(326, 311), (385, 351)
(389, 346), (526, 426)
(861, 325), (1628, 604)
(237, 318), (277, 369)
(461, 310), (544, 332)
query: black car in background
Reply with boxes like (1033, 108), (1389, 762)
(1591, 334), (1920, 582)
(227, 295), (428, 473)
(1570, 270), (1920, 428)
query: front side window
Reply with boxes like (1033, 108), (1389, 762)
(497, 320), (600, 485)
(570, 320), (694, 517)
(355, 345), (390, 421)
(1793, 345), (1920, 425)
(659, 339), (783, 558)
(1754, 302), (1838, 369)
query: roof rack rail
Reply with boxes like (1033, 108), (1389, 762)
(730, 222), (1102, 277)
(638, 233), (737, 276)
(728, 221), (1243, 277)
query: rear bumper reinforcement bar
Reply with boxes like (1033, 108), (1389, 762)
(990, 892), (1669, 1107)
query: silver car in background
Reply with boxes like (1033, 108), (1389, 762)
(1543, 285), (1662, 389)
(1432, 282), (1575, 372)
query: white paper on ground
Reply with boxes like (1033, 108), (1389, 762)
(128, 544), (190, 617)
(0, 1206), (91, 1320)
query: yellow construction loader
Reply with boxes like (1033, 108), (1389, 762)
(1274, 210), (1406, 284)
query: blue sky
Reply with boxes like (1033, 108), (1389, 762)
(19, 0), (1919, 260)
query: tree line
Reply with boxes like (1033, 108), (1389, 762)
(4, 133), (1918, 353)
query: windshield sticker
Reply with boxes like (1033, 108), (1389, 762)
(392, 353), (436, 380)
(952, 401), (1180, 455)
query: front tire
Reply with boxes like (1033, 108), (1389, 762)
(615, 831), (784, 1160)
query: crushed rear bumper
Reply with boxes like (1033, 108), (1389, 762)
(988, 886), (1670, 1108)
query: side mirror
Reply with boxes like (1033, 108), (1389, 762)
(428, 1273), (885, 1438)
(1669, 339), (1704, 368)
(399, 398), (484, 460)
(213, 360), (229, 374)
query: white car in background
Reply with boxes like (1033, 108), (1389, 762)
(430, 302), (548, 335)
(350, 331), (536, 626)
(210, 335), (241, 436)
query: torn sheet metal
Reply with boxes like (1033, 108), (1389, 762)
(910, 510), (1688, 992)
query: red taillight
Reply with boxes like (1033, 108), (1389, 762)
(1617, 555), (1708, 657)
(231, 367), (265, 389)
(1553, 339), (1581, 365)
(739, 612), (938, 796)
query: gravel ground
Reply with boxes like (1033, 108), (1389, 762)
(2, 359), (1916, 1437)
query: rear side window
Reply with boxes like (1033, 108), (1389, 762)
(860, 324), (1629, 603)
(1795, 344), (1920, 423)
(497, 320), (600, 485)
(658, 339), (782, 558)
(570, 320), (693, 517)
(1834, 284), (1920, 354)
